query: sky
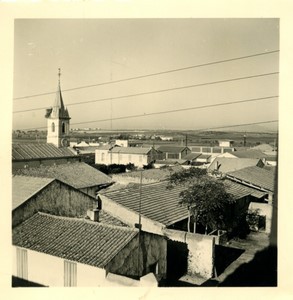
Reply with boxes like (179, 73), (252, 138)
(13, 18), (279, 131)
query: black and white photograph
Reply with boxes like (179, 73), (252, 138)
(1, 1), (293, 298)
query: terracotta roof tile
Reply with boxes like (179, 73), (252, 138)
(102, 181), (189, 226)
(14, 162), (112, 189)
(226, 166), (276, 192)
(13, 212), (138, 268)
(223, 179), (268, 199)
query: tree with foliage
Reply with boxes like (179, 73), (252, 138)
(167, 168), (235, 234)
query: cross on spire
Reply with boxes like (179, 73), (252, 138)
(58, 68), (61, 84)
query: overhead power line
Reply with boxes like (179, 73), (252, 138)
(19, 95), (278, 130)
(13, 72), (279, 114)
(13, 50), (279, 100)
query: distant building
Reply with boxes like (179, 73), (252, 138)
(159, 136), (173, 141)
(115, 139), (129, 147)
(190, 145), (235, 158)
(218, 140), (234, 147)
(95, 146), (160, 168)
(157, 145), (191, 160)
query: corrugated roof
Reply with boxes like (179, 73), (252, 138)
(12, 143), (76, 161)
(14, 162), (112, 189)
(157, 145), (190, 153)
(12, 176), (54, 210)
(102, 181), (190, 226)
(208, 158), (262, 174)
(13, 213), (138, 268)
(110, 147), (152, 155)
(226, 166), (276, 192)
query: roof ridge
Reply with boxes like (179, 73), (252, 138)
(36, 212), (137, 232)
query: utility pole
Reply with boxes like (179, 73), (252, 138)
(136, 170), (143, 278)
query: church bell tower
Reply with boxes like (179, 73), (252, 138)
(45, 68), (71, 147)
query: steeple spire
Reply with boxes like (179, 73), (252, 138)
(45, 69), (71, 148)
(58, 68), (61, 86)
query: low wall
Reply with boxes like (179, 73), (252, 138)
(111, 174), (159, 185)
(163, 229), (214, 279)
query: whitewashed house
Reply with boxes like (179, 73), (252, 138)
(95, 146), (159, 168)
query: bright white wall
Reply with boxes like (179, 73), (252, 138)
(99, 194), (165, 235)
(12, 246), (106, 287)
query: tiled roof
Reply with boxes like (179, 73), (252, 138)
(226, 166), (276, 192)
(223, 179), (267, 199)
(13, 212), (138, 268)
(116, 165), (184, 181)
(102, 181), (189, 226)
(110, 147), (152, 155)
(14, 162), (112, 189)
(157, 145), (190, 153)
(232, 149), (267, 159)
(12, 176), (54, 210)
(101, 177), (264, 226)
(99, 210), (128, 227)
(12, 143), (76, 161)
(208, 157), (263, 174)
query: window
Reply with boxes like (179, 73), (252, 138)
(62, 122), (66, 134)
(64, 260), (77, 287)
(51, 122), (55, 132)
(16, 248), (28, 280)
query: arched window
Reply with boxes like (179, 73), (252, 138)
(51, 122), (55, 132)
(62, 122), (66, 134)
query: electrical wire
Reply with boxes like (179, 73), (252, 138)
(18, 95), (278, 130)
(13, 72), (279, 114)
(13, 50), (279, 101)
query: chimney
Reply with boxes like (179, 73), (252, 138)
(87, 208), (100, 222)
